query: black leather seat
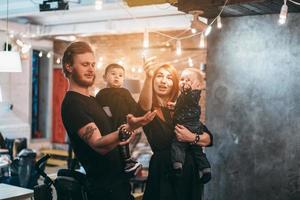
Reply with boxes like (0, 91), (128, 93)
(55, 169), (88, 200)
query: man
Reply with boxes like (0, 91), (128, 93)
(61, 41), (155, 200)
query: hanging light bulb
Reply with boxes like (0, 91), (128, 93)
(117, 60), (123, 66)
(137, 67), (143, 73)
(131, 67), (136, 73)
(56, 58), (61, 64)
(0, 0), (22, 73)
(217, 15), (222, 29)
(188, 57), (194, 67)
(95, 0), (103, 10)
(143, 28), (149, 48)
(204, 25), (212, 36)
(176, 40), (182, 56)
(199, 33), (205, 48)
(47, 52), (51, 58)
(278, 0), (288, 25)
(21, 44), (31, 54)
(16, 39), (24, 47)
(39, 51), (43, 57)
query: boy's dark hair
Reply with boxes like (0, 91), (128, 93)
(104, 63), (125, 76)
(62, 41), (93, 78)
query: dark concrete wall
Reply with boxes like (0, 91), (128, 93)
(205, 14), (300, 200)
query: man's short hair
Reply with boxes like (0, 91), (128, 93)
(104, 63), (125, 76)
(62, 41), (93, 78)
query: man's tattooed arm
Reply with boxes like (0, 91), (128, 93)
(78, 122), (120, 155)
(81, 126), (97, 143)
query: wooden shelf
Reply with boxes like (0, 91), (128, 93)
(40, 149), (72, 166)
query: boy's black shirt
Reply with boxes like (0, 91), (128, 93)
(96, 88), (140, 129)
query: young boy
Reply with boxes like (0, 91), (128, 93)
(96, 63), (142, 176)
(171, 68), (211, 184)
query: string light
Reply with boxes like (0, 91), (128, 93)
(96, 62), (102, 69)
(47, 52), (51, 58)
(131, 67), (136, 73)
(137, 67), (143, 73)
(176, 40), (182, 56)
(191, 28), (197, 34)
(188, 57), (194, 67)
(95, 0), (103, 10)
(279, 0), (288, 24)
(16, 39), (24, 47)
(39, 51), (43, 57)
(204, 25), (212, 36)
(199, 33), (205, 48)
(117, 60), (124, 66)
(143, 28), (149, 48)
(21, 44), (31, 54)
(96, 57), (103, 69)
(217, 15), (222, 29)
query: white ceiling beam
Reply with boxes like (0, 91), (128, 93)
(0, 13), (209, 37)
(42, 14), (192, 36)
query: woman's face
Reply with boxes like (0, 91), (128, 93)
(153, 67), (174, 98)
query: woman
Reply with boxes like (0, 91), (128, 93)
(138, 61), (213, 200)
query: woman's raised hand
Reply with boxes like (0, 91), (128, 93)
(143, 56), (157, 78)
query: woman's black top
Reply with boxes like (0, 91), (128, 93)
(143, 107), (213, 200)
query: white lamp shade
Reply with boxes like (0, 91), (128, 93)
(0, 51), (22, 72)
(0, 86), (2, 102)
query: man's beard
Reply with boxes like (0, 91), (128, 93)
(72, 69), (95, 87)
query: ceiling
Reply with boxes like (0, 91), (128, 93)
(0, 0), (193, 37)
(0, 0), (299, 38)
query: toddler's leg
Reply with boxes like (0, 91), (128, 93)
(191, 145), (211, 184)
(171, 138), (189, 176)
(119, 128), (142, 176)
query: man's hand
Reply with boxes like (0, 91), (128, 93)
(127, 110), (156, 131)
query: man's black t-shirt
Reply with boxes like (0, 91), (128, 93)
(61, 91), (125, 188)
